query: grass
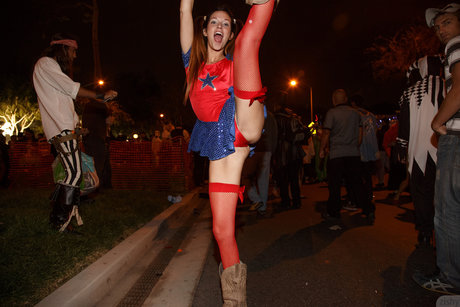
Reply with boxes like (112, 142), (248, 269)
(0, 188), (172, 306)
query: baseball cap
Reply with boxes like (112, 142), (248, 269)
(426, 3), (460, 27)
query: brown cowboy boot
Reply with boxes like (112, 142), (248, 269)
(220, 262), (247, 307)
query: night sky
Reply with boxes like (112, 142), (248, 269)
(0, 0), (449, 121)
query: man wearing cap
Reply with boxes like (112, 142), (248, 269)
(33, 33), (118, 232)
(412, 3), (460, 295)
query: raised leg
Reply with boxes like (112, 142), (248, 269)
(233, 0), (275, 144)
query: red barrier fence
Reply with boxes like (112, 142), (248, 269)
(7, 137), (194, 192)
(7, 140), (55, 189)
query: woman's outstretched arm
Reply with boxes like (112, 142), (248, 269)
(180, 0), (194, 54)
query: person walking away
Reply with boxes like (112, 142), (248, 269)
(319, 89), (375, 224)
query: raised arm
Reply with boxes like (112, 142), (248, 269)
(180, 0), (194, 54)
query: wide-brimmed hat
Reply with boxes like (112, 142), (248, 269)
(426, 3), (460, 27)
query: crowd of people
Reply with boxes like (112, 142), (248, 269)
(238, 2), (460, 297)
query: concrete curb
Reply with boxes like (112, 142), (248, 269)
(36, 188), (201, 307)
(142, 204), (213, 307)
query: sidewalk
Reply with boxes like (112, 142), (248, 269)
(36, 187), (211, 307)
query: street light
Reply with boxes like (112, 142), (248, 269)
(83, 79), (106, 88)
(289, 79), (313, 122)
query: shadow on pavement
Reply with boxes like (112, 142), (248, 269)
(245, 201), (373, 273)
(381, 246), (440, 306)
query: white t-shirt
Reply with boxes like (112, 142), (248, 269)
(33, 57), (80, 140)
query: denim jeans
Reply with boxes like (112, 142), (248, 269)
(247, 152), (272, 211)
(434, 135), (460, 287)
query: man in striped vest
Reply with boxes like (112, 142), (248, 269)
(413, 3), (460, 295)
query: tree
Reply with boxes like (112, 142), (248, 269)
(0, 96), (40, 136)
(77, 0), (102, 85)
(366, 24), (441, 81)
(106, 101), (134, 137)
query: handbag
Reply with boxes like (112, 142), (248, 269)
(52, 152), (100, 196)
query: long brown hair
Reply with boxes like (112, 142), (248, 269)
(184, 6), (240, 104)
(41, 33), (77, 77)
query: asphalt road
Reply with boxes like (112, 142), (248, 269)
(192, 181), (441, 307)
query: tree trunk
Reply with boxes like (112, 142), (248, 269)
(92, 0), (102, 87)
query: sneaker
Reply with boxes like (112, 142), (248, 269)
(248, 202), (263, 212)
(342, 202), (358, 211)
(321, 212), (341, 221)
(413, 271), (460, 295)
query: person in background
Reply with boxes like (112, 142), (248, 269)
(82, 101), (111, 189)
(313, 127), (327, 182)
(396, 55), (445, 248)
(151, 130), (162, 168)
(302, 134), (316, 184)
(33, 33), (117, 232)
(350, 95), (379, 210)
(273, 106), (305, 209)
(320, 89), (375, 224)
(383, 117), (407, 201)
(161, 120), (175, 140)
(246, 110), (278, 215)
(374, 117), (389, 190)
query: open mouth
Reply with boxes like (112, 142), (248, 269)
(214, 32), (223, 43)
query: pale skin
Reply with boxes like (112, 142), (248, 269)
(432, 13), (460, 135)
(180, 0), (264, 184)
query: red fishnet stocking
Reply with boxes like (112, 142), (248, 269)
(234, 0), (274, 95)
(209, 182), (245, 269)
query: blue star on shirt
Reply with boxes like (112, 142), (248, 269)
(199, 73), (218, 90)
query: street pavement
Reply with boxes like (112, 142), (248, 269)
(39, 181), (447, 307)
(192, 181), (442, 307)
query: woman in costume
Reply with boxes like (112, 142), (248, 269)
(180, 0), (277, 305)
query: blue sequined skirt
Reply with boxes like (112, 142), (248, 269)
(188, 88), (237, 161)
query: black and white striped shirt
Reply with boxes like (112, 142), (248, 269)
(444, 36), (460, 134)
